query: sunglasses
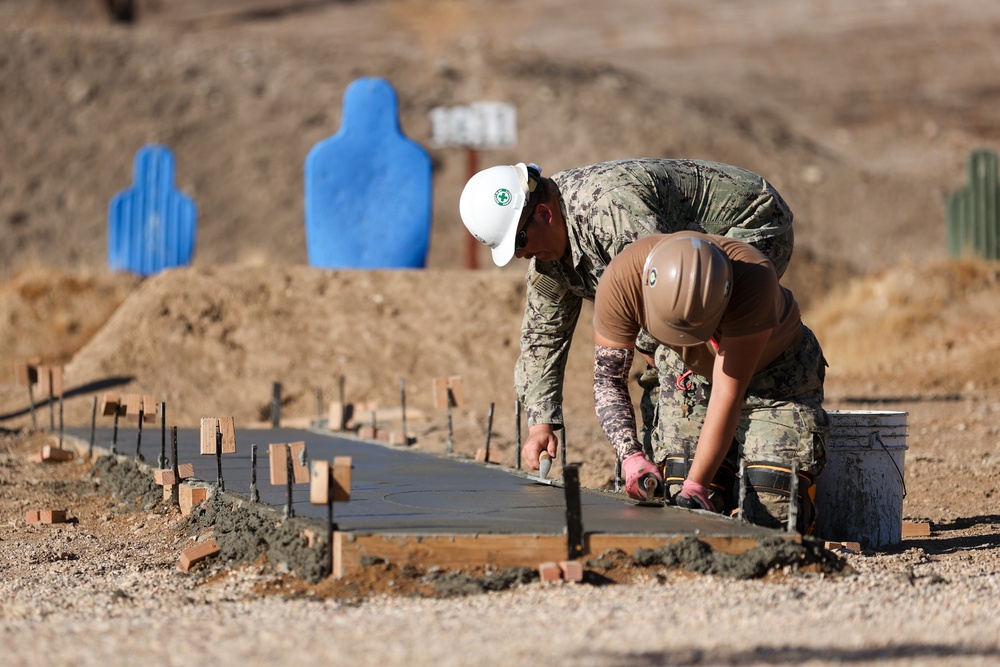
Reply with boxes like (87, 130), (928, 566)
(514, 198), (540, 251)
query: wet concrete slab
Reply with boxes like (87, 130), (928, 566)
(70, 426), (774, 542)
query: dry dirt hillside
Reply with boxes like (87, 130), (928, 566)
(2, 0), (1000, 490)
(2, 4), (1000, 666)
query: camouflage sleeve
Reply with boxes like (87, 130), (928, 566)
(594, 344), (642, 461)
(514, 268), (582, 427)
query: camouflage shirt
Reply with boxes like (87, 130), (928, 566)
(514, 158), (794, 426)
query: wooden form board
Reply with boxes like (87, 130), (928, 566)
(331, 532), (770, 579)
(200, 417), (236, 454)
(312, 457), (353, 504)
(432, 376), (463, 409)
(142, 396), (158, 423)
(14, 359), (40, 387)
(100, 393), (120, 417)
(269, 442), (309, 485)
(34, 366), (64, 397)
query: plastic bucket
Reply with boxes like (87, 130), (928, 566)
(812, 410), (908, 550)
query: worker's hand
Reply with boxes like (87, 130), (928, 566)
(674, 479), (716, 512)
(522, 424), (559, 470)
(622, 451), (663, 500)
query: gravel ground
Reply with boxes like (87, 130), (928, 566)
(2, 420), (998, 667)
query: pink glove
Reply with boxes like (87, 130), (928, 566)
(622, 452), (664, 500)
(675, 479), (716, 512)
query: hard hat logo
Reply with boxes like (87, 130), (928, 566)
(494, 188), (513, 207)
(648, 268), (658, 287)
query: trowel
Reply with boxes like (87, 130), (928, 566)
(535, 450), (556, 485)
(634, 474), (666, 508)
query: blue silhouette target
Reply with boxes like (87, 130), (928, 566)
(108, 144), (197, 276)
(305, 78), (432, 268)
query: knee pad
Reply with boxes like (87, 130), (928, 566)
(742, 463), (816, 533)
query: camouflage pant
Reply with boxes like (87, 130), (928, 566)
(639, 326), (830, 529)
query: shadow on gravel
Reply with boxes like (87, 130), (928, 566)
(887, 515), (1000, 555)
(608, 642), (1000, 666)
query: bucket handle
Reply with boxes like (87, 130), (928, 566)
(869, 431), (907, 498)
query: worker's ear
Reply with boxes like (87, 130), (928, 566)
(536, 202), (554, 227)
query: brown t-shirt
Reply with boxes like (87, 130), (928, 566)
(594, 234), (801, 377)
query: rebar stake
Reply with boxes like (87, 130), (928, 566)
(170, 427), (180, 507)
(484, 402), (494, 462)
(283, 446), (294, 519)
(400, 378), (407, 445)
(338, 375), (346, 432)
(215, 422), (224, 491)
(315, 387), (324, 428)
(737, 459), (747, 522)
(158, 402), (167, 469)
(134, 408), (144, 461)
(787, 460), (800, 533)
(250, 444), (260, 503)
(514, 399), (522, 470)
(47, 384), (54, 431)
(563, 464), (584, 560)
(446, 387), (455, 454)
(88, 396), (97, 460)
(560, 425), (567, 471)
(111, 411), (119, 455)
(271, 382), (281, 429)
(27, 383), (37, 429)
(58, 394), (64, 448)
(614, 457), (622, 494)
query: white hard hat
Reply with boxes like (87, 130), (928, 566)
(459, 162), (535, 267)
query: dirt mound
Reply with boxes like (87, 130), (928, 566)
(810, 258), (1000, 398)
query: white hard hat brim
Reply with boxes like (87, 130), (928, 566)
(491, 223), (518, 266)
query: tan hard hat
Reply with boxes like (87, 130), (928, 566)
(641, 232), (733, 347)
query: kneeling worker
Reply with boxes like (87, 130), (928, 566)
(592, 231), (829, 531)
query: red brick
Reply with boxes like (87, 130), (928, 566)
(179, 485), (209, 516)
(40, 510), (67, 524)
(41, 445), (74, 462)
(539, 561), (562, 583)
(178, 539), (220, 572)
(25, 510), (41, 524)
(558, 560), (584, 583)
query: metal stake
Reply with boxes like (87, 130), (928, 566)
(170, 427), (180, 507)
(514, 399), (521, 470)
(484, 402), (494, 463)
(563, 464), (584, 560)
(338, 375), (346, 432)
(737, 459), (747, 522)
(315, 387), (324, 428)
(58, 394), (64, 448)
(614, 457), (622, 494)
(111, 411), (119, 455)
(271, 382), (281, 429)
(250, 444), (259, 503)
(446, 387), (455, 454)
(88, 396), (97, 460)
(283, 446), (294, 519)
(158, 402), (167, 469)
(134, 408), (144, 461)
(787, 460), (800, 533)
(26, 384), (37, 428)
(400, 377), (407, 446)
(48, 385), (54, 431)
(560, 425), (567, 471)
(215, 422), (225, 491)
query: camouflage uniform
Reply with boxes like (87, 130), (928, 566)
(515, 159), (795, 435)
(654, 326), (830, 530)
